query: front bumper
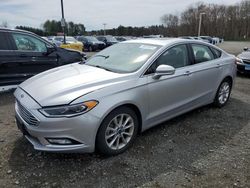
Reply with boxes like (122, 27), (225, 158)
(14, 88), (101, 153)
(237, 63), (250, 74)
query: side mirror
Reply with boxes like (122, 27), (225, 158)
(243, 47), (248, 51)
(153, 65), (175, 79)
(46, 46), (56, 55)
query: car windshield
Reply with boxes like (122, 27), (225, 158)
(66, 37), (77, 42)
(86, 43), (161, 73)
(86, 36), (99, 42)
(106, 36), (118, 42)
(54, 37), (63, 41)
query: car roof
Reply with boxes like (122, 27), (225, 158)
(123, 38), (189, 46)
(0, 27), (35, 35)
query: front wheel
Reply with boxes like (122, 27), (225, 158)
(214, 79), (232, 107)
(96, 107), (138, 156)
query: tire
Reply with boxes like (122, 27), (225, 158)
(96, 107), (139, 156)
(214, 78), (232, 107)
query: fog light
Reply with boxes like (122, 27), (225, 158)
(47, 138), (73, 145)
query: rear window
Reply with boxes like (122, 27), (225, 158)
(210, 47), (222, 58)
(0, 32), (10, 50)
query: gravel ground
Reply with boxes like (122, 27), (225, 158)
(218, 41), (250, 55)
(0, 42), (250, 188)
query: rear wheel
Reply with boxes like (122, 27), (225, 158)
(214, 79), (232, 107)
(96, 107), (138, 156)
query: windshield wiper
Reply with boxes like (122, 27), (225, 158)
(91, 65), (112, 72)
(93, 55), (110, 59)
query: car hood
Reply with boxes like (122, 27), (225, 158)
(238, 51), (250, 60)
(20, 63), (126, 107)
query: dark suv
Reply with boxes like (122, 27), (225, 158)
(76, 36), (106, 51)
(0, 28), (86, 87)
(96, 35), (118, 47)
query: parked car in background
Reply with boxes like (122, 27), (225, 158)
(179, 36), (195, 40)
(54, 36), (84, 52)
(0, 28), (86, 87)
(41, 36), (49, 41)
(14, 38), (236, 155)
(193, 36), (205, 41)
(115, 36), (133, 42)
(236, 47), (250, 74)
(96, 35), (118, 47)
(115, 36), (128, 42)
(212, 37), (220, 45)
(200, 36), (215, 44)
(76, 36), (106, 51)
(143, 35), (163, 38)
(49, 36), (62, 47)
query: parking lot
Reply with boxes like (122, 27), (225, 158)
(0, 41), (250, 188)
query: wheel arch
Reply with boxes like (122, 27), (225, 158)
(222, 75), (233, 86)
(96, 103), (143, 135)
(94, 103), (143, 153)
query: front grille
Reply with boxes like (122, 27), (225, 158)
(243, 59), (250, 65)
(16, 100), (39, 126)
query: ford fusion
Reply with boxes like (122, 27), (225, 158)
(14, 39), (236, 155)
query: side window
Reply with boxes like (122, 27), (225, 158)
(12, 33), (47, 52)
(145, 44), (189, 75)
(191, 44), (214, 63)
(156, 44), (189, 69)
(0, 32), (10, 50)
(210, 47), (222, 59)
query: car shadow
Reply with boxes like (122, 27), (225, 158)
(8, 98), (250, 187)
(237, 72), (250, 78)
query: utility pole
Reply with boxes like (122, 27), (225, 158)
(103, 23), (107, 35)
(198, 12), (206, 37)
(60, 0), (66, 44)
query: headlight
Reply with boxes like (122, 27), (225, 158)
(39, 100), (98, 118)
(235, 57), (244, 65)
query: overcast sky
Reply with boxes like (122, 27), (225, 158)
(0, 0), (241, 31)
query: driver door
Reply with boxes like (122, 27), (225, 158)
(145, 44), (195, 128)
(9, 32), (58, 82)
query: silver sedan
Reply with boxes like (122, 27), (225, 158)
(14, 38), (236, 155)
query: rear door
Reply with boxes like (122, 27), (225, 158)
(0, 31), (21, 86)
(188, 43), (222, 103)
(9, 32), (58, 79)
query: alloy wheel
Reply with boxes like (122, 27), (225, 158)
(218, 82), (230, 105)
(105, 114), (134, 150)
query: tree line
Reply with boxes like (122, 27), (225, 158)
(159, 0), (250, 40)
(16, 20), (86, 36)
(12, 0), (250, 40)
(92, 0), (250, 40)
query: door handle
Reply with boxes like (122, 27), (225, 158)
(216, 64), (222, 68)
(183, 71), (192, 76)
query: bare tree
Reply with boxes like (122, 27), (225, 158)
(160, 0), (250, 40)
(161, 14), (179, 36)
